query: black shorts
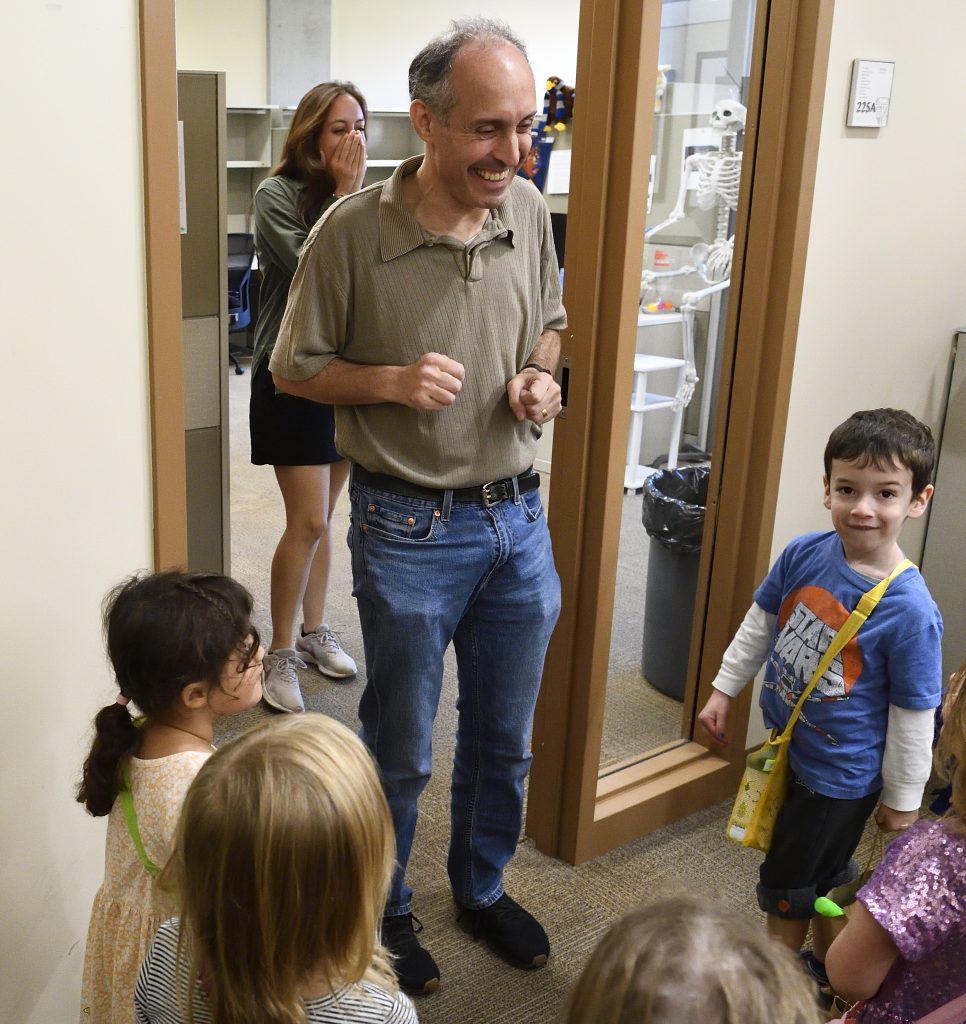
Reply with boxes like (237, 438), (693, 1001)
(756, 773), (880, 919)
(249, 359), (342, 466)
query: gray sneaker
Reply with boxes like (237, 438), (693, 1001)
(296, 625), (357, 680)
(262, 649), (306, 713)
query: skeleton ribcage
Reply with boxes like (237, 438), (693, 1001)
(694, 155), (741, 212)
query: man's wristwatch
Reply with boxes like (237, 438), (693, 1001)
(522, 362), (553, 376)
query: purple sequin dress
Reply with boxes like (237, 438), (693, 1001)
(854, 818), (966, 1024)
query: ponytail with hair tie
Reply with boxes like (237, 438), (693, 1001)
(75, 568), (257, 818)
(77, 696), (141, 816)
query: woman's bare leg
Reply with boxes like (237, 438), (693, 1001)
(301, 459), (350, 632)
(269, 464), (328, 651)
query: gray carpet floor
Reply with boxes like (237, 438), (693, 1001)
(602, 488), (688, 768)
(217, 357), (791, 1023)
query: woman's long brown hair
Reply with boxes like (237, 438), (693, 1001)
(271, 81), (368, 225)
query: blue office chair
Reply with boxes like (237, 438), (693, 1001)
(227, 233), (255, 375)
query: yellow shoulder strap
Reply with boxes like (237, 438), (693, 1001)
(780, 559), (915, 740)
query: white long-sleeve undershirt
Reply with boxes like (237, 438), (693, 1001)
(710, 602), (773, 697)
(710, 603), (935, 810)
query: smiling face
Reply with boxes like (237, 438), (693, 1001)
(414, 41), (536, 216)
(823, 458), (933, 572)
(316, 92), (366, 166)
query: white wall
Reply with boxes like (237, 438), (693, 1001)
(773, 0), (966, 553)
(744, 0), (966, 746)
(175, 1), (579, 112)
(333, 1), (580, 110)
(176, 0), (268, 106)
(1, 2), (154, 1020)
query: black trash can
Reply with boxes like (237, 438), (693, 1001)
(641, 466), (710, 700)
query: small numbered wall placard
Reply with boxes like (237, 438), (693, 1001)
(847, 59), (894, 128)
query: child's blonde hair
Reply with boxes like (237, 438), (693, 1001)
(562, 895), (823, 1024)
(162, 714), (396, 1024)
(936, 658), (966, 827)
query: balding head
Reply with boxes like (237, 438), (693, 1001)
(409, 17), (530, 123)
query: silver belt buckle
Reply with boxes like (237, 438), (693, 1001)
(481, 480), (508, 507)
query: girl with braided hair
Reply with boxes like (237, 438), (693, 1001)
(76, 569), (264, 1024)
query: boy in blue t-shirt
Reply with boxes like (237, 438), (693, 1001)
(698, 408), (943, 977)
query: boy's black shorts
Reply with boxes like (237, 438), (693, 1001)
(757, 774), (880, 919)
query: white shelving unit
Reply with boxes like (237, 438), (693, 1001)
(364, 109), (422, 186)
(226, 106), (276, 168)
(225, 107), (422, 232)
(226, 106), (278, 233)
(623, 312), (688, 492)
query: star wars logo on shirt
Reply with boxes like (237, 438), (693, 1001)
(765, 586), (862, 743)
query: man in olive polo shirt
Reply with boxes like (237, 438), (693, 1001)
(270, 17), (564, 994)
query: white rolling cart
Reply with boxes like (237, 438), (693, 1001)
(624, 312), (687, 492)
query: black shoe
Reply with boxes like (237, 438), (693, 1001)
(799, 949), (829, 987)
(381, 913), (440, 994)
(456, 893), (550, 968)
(799, 949), (834, 1010)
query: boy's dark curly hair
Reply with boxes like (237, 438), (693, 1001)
(824, 408), (935, 496)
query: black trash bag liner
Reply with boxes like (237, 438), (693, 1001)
(641, 466), (710, 554)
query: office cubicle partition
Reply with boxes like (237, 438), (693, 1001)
(178, 71), (230, 573)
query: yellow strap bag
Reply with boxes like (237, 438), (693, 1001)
(726, 559), (914, 852)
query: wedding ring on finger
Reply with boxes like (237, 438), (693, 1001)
(541, 408), (548, 417)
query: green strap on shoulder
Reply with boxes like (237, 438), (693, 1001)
(778, 558), (915, 741)
(119, 762), (161, 878)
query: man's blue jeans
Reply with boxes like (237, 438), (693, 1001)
(348, 476), (561, 916)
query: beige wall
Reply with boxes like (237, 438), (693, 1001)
(1, 2), (154, 1020)
(331, 1), (580, 109)
(175, 0), (580, 110)
(745, 0), (966, 746)
(773, 0), (965, 553)
(176, 0), (267, 106)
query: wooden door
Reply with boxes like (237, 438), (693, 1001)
(526, 0), (835, 864)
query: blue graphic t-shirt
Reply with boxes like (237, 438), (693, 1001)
(754, 531), (942, 799)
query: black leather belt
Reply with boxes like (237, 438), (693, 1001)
(352, 465), (540, 508)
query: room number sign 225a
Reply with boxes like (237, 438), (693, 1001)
(847, 59), (894, 128)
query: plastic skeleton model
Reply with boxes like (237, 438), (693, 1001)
(641, 99), (746, 412)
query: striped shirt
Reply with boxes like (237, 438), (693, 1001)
(269, 155), (567, 489)
(134, 919), (418, 1024)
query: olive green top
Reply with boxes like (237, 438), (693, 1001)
(269, 156), (567, 488)
(251, 174), (338, 373)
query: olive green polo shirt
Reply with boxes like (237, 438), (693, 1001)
(269, 156), (567, 489)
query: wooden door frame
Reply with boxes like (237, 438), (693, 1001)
(140, 0), (187, 569)
(526, 0), (836, 863)
(139, 0), (835, 861)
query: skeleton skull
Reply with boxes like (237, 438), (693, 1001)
(709, 98), (747, 134)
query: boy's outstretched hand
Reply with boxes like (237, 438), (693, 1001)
(697, 689), (732, 746)
(874, 804), (918, 832)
